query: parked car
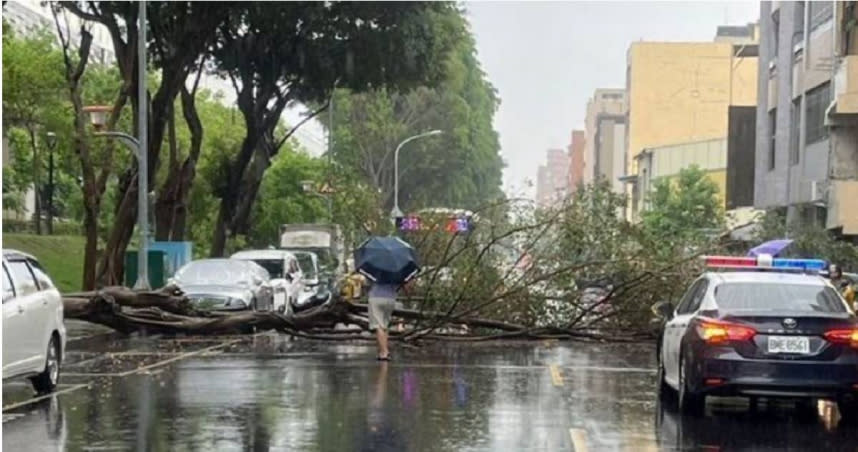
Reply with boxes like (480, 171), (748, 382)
(171, 259), (274, 312)
(2, 249), (66, 394)
(653, 255), (858, 418)
(231, 249), (309, 314)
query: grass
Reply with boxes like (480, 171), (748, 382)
(3, 233), (86, 293)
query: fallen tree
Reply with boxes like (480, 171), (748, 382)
(61, 285), (653, 342)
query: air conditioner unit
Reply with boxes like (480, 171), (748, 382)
(810, 180), (827, 202)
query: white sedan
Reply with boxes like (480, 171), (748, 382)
(2, 250), (66, 394)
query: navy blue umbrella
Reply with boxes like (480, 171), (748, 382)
(354, 236), (420, 285)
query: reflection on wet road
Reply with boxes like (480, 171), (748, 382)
(3, 333), (857, 451)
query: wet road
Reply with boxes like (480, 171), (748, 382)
(3, 332), (857, 451)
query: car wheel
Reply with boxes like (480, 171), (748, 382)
(30, 335), (60, 394)
(838, 397), (858, 422)
(678, 352), (704, 416)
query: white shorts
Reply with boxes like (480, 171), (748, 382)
(368, 297), (396, 331)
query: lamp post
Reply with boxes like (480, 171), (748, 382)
(391, 130), (442, 220)
(79, 1), (149, 289)
(45, 132), (57, 235)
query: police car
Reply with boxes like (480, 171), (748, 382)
(653, 255), (858, 418)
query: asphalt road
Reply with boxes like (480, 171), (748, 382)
(3, 331), (857, 451)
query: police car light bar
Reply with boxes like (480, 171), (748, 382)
(703, 255), (826, 272)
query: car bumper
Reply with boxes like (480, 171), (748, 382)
(698, 351), (858, 398)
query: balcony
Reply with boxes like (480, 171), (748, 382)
(835, 56), (858, 114)
(827, 181), (858, 235)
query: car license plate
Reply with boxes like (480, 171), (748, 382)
(767, 336), (810, 354)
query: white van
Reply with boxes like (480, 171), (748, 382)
(2, 250), (66, 393)
(230, 249), (304, 313)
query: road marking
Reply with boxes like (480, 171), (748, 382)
(569, 428), (589, 452)
(2, 384), (89, 412)
(549, 364), (564, 386)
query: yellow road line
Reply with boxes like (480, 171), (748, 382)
(3, 384), (89, 411)
(549, 364), (564, 386)
(569, 428), (589, 452)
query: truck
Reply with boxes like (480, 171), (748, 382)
(279, 224), (346, 282)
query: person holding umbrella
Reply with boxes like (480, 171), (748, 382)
(355, 236), (420, 361)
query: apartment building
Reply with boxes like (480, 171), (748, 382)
(623, 24), (759, 220)
(584, 89), (626, 194)
(755, 1), (858, 237)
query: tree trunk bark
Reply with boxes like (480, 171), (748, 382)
(82, 202), (99, 290)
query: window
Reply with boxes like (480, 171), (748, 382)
(676, 279), (704, 315)
(768, 109), (777, 170)
(3, 264), (16, 302)
(792, 1), (805, 47)
(714, 283), (845, 312)
(810, 1), (833, 32)
(805, 82), (830, 145)
(790, 99), (800, 165)
(7, 261), (38, 297)
(685, 280), (709, 314)
(771, 10), (780, 58)
(27, 259), (54, 290)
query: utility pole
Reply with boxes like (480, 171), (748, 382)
(327, 89), (334, 221)
(135, 0), (150, 289)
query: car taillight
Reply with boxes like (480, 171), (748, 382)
(824, 329), (858, 348)
(696, 318), (756, 345)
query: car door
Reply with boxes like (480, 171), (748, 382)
(27, 259), (61, 355)
(2, 262), (26, 374)
(4, 259), (45, 374)
(663, 278), (705, 385)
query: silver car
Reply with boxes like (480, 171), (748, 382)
(172, 259), (274, 312)
(2, 250), (66, 394)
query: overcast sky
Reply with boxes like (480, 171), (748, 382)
(466, 1), (760, 197)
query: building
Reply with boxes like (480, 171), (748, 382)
(584, 89), (626, 194)
(535, 149), (570, 207)
(623, 24), (759, 220)
(755, 1), (858, 237)
(567, 130), (585, 193)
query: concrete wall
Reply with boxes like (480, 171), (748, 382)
(594, 116), (626, 194)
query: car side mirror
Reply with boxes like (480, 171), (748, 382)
(651, 301), (674, 320)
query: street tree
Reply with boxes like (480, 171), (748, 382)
(60, 1), (231, 284)
(640, 165), (725, 246)
(207, 2), (466, 256)
(329, 19), (504, 213)
(2, 23), (66, 234)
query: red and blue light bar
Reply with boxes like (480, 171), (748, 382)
(703, 255), (826, 272)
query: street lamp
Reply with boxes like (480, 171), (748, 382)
(84, 104), (150, 290)
(45, 132), (57, 235)
(391, 130), (443, 219)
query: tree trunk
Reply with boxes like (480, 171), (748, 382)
(97, 177), (138, 286)
(82, 202), (99, 290)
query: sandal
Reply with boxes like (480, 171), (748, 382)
(377, 355), (391, 361)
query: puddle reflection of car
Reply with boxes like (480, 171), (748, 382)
(172, 259), (275, 312)
(2, 250), (66, 394)
(655, 396), (858, 450)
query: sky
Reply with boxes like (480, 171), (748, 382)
(466, 1), (761, 197)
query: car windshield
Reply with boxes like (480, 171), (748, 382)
(250, 259), (284, 279)
(714, 283), (847, 313)
(175, 261), (251, 286)
(294, 253), (316, 279)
